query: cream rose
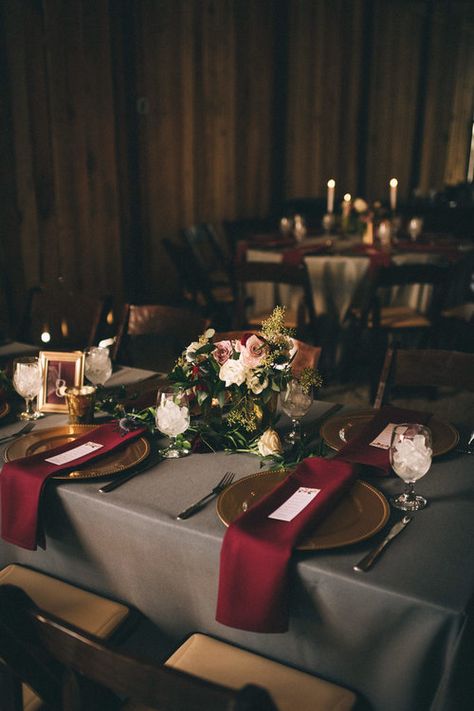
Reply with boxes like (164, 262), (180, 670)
(257, 428), (283, 457)
(219, 357), (247, 387)
(246, 371), (269, 395)
(353, 197), (369, 213)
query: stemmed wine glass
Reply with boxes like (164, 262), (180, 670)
(84, 347), (113, 386)
(12, 356), (44, 420)
(280, 379), (313, 445)
(389, 423), (432, 511)
(155, 386), (191, 458)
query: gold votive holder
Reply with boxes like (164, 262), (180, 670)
(65, 385), (96, 424)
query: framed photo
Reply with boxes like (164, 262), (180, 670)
(38, 351), (85, 413)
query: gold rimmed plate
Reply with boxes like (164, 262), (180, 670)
(0, 401), (10, 419)
(4, 424), (150, 480)
(321, 408), (459, 457)
(217, 470), (390, 551)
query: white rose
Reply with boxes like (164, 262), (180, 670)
(219, 358), (247, 387)
(246, 371), (269, 395)
(257, 428), (283, 457)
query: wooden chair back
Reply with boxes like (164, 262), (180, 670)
(181, 224), (229, 277)
(213, 331), (321, 377)
(112, 303), (210, 370)
(361, 262), (451, 329)
(17, 282), (112, 351)
(374, 347), (474, 408)
(0, 585), (276, 711)
(232, 261), (317, 339)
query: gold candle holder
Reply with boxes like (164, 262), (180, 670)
(65, 385), (96, 424)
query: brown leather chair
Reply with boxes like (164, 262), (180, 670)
(112, 303), (210, 372)
(0, 584), (357, 711)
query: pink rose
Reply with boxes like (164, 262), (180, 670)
(213, 340), (233, 365)
(241, 334), (267, 367)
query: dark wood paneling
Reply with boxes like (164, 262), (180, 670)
(1, 0), (473, 329)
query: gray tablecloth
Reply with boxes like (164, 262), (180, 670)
(0, 400), (473, 711)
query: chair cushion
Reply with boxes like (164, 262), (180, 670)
(0, 564), (130, 711)
(165, 633), (357, 711)
(373, 306), (431, 329)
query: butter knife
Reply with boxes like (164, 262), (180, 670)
(353, 515), (412, 572)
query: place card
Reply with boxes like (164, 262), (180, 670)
(268, 487), (321, 522)
(370, 424), (407, 450)
(45, 441), (104, 466)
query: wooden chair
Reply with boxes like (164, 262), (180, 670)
(232, 261), (318, 342)
(373, 347), (474, 409)
(111, 303), (210, 372)
(162, 238), (233, 330)
(181, 224), (234, 291)
(0, 564), (132, 711)
(213, 331), (321, 377)
(0, 584), (357, 711)
(348, 262), (452, 400)
(17, 282), (112, 351)
(355, 262), (451, 342)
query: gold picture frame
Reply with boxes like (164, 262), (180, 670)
(38, 351), (85, 413)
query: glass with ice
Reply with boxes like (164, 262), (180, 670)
(389, 423), (432, 511)
(84, 346), (113, 386)
(155, 386), (190, 458)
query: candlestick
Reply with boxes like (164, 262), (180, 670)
(389, 178), (398, 212)
(327, 179), (336, 214)
(342, 193), (351, 219)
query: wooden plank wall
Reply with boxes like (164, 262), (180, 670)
(1, 0), (473, 332)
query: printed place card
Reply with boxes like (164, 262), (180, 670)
(45, 441), (104, 466)
(268, 487), (321, 522)
(370, 424), (407, 450)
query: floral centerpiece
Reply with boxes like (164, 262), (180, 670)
(98, 307), (322, 463)
(168, 307), (321, 459)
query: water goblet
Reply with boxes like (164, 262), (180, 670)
(389, 423), (432, 511)
(12, 356), (44, 420)
(280, 380), (313, 445)
(84, 346), (113, 386)
(322, 213), (335, 236)
(155, 386), (191, 458)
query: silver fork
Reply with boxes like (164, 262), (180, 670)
(0, 422), (36, 445)
(176, 471), (235, 520)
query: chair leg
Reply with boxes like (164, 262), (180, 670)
(0, 663), (23, 711)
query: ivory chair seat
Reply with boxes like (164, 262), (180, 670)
(163, 633), (357, 711)
(0, 564), (130, 711)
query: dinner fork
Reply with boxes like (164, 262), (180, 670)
(0, 422), (36, 445)
(176, 471), (235, 520)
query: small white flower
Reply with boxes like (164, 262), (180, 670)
(185, 341), (201, 362)
(246, 371), (269, 395)
(219, 358), (248, 387)
(257, 428), (283, 456)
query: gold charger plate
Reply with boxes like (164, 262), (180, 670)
(217, 470), (390, 551)
(0, 401), (10, 419)
(4, 425), (150, 480)
(321, 408), (459, 457)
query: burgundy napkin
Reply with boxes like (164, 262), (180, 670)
(334, 405), (431, 476)
(350, 244), (392, 270)
(1, 421), (147, 551)
(282, 242), (330, 266)
(216, 457), (356, 633)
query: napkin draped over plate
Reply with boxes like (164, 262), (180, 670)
(335, 405), (431, 475)
(216, 457), (356, 633)
(1, 421), (147, 551)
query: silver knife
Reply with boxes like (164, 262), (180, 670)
(353, 515), (412, 572)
